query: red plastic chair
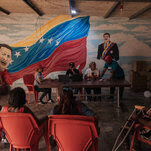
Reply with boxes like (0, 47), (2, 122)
(130, 123), (151, 151)
(0, 112), (49, 151)
(23, 74), (38, 104)
(48, 115), (98, 151)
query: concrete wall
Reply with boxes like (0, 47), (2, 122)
(0, 14), (151, 88)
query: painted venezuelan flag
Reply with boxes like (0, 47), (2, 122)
(7, 15), (90, 83)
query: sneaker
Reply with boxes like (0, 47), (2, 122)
(1, 138), (8, 144)
(47, 99), (55, 103)
(39, 99), (47, 104)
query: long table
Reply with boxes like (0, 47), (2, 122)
(38, 79), (131, 107)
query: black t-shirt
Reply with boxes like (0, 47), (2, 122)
(66, 69), (79, 78)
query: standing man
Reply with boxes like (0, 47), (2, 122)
(97, 33), (119, 61)
(100, 55), (125, 100)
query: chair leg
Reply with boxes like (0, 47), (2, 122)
(130, 131), (136, 151)
(28, 93), (30, 104)
(34, 91), (38, 105)
(9, 144), (12, 151)
(31, 144), (39, 151)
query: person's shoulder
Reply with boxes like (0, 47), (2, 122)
(112, 60), (117, 64)
(112, 60), (118, 66)
(98, 43), (104, 47)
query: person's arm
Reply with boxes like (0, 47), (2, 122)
(100, 68), (107, 78)
(72, 69), (79, 75)
(107, 61), (117, 80)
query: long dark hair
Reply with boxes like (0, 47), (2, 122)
(8, 87), (26, 108)
(53, 87), (79, 115)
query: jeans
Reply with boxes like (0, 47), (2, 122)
(34, 86), (51, 101)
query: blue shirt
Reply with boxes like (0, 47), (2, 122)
(104, 60), (124, 78)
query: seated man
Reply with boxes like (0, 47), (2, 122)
(66, 62), (79, 78)
(84, 62), (101, 101)
(66, 62), (80, 94)
(34, 66), (53, 104)
(100, 55), (125, 100)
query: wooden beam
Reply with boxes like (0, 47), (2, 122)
(104, 1), (120, 18)
(80, 0), (151, 2)
(129, 4), (151, 19)
(23, 0), (44, 16)
(0, 7), (10, 15)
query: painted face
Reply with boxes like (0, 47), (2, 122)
(91, 64), (96, 71)
(0, 47), (12, 70)
(103, 35), (110, 42)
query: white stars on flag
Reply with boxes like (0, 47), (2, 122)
(56, 40), (60, 46)
(48, 38), (53, 44)
(24, 47), (29, 52)
(15, 51), (21, 58)
(40, 38), (45, 43)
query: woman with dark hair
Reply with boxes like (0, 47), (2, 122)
(51, 87), (98, 118)
(1, 87), (47, 125)
(50, 88), (99, 150)
(52, 87), (79, 115)
(0, 87), (48, 143)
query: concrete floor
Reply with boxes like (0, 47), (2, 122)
(0, 88), (151, 151)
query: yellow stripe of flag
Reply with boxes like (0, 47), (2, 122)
(11, 15), (73, 47)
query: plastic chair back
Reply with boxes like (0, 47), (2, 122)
(23, 74), (35, 91)
(0, 112), (40, 149)
(130, 124), (151, 151)
(48, 115), (98, 151)
(23, 74), (38, 104)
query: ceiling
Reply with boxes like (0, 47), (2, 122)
(0, 0), (151, 19)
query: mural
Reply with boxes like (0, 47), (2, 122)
(0, 14), (151, 86)
(0, 15), (90, 84)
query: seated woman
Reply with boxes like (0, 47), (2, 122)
(84, 62), (101, 101)
(50, 87), (99, 150)
(0, 87), (48, 143)
(50, 87), (99, 129)
(34, 66), (53, 104)
(1, 87), (47, 125)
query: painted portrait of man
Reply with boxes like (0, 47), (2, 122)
(0, 44), (12, 85)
